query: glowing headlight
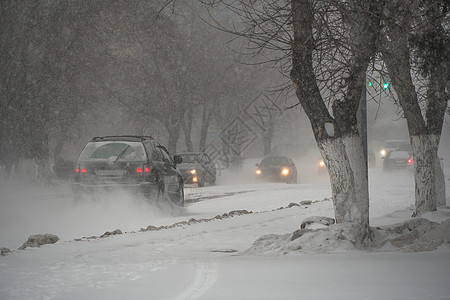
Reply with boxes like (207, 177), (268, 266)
(319, 160), (325, 167)
(281, 168), (289, 176)
(190, 169), (196, 174)
(256, 169), (261, 175)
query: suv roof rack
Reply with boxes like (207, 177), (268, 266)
(91, 135), (154, 142)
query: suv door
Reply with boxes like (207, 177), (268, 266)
(156, 144), (182, 202)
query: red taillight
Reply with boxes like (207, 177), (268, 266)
(136, 166), (151, 174)
(75, 167), (87, 173)
(408, 159), (414, 164)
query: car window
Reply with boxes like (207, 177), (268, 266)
(78, 141), (146, 162)
(143, 142), (154, 160)
(152, 147), (164, 161)
(160, 147), (173, 164)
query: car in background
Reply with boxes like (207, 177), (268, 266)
(72, 136), (184, 206)
(255, 156), (297, 184)
(380, 140), (410, 158)
(383, 150), (414, 171)
(318, 149), (376, 173)
(175, 152), (216, 187)
(318, 158), (327, 174)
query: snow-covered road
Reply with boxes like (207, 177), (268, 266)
(1, 167), (449, 299)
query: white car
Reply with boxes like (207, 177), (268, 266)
(380, 140), (410, 158)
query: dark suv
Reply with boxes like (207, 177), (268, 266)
(72, 136), (184, 206)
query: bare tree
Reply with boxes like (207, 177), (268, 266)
(380, 0), (449, 214)
(201, 0), (381, 245)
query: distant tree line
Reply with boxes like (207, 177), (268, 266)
(0, 0), (279, 179)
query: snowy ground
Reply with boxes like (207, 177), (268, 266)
(1, 163), (450, 300)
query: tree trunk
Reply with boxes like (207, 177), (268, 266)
(182, 107), (194, 152)
(384, 51), (440, 213)
(382, 14), (447, 213)
(318, 134), (369, 222)
(427, 68), (447, 207)
(165, 112), (182, 154)
(199, 106), (211, 151)
(263, 120), (274, 156)
(436, 156), (446, 206)
(410, 135), (439, 212)
(290, 0), (373, 246)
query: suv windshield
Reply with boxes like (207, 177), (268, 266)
(78, 141), (147, 162)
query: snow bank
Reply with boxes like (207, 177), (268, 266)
(375, 218), (450, 252)
(246, 211), (450, 255)
(18, 233), (59, 250)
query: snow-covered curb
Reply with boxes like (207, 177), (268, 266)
(246, 208), (450, 255)
(3, 201), (449, 258)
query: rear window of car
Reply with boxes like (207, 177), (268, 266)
(389, 151), (410, 159)
(78, 141), (147, 162)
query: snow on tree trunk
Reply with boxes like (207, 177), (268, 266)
(319, 134), (369, 228)
(410, 134), (444, 213)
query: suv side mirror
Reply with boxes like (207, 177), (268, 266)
(173, 155), (182, 165)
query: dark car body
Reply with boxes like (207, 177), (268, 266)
(72, 136), (184, 206)
(175, 152), (216, 187)
(383, 150), (414, 171)
(255, 156), (297, 183)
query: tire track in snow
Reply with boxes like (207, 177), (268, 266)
(174, 260), (218, 300)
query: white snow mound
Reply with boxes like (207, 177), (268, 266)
(246, 217), (450, 255)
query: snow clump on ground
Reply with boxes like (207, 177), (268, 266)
(246, 213), (450, 256)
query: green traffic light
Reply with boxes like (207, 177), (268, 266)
(368, 81), (373, 87)
(382, 83), (389, 89)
